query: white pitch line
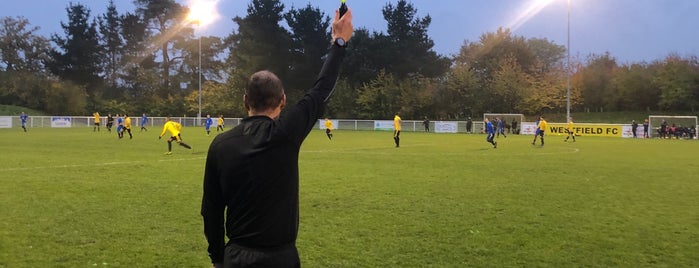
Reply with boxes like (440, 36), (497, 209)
(0, 157), (206, 172)
(304, 146), (580, 156)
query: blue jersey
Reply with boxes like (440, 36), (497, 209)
(485, 121), (495, 134)
(141, 115), (147, 125)
(205, 117), (213, 128)
(20, 114), (28, 123)
(497, 120), (504, 128)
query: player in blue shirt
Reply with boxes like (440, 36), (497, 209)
(140, 113), (148, 132)
(116, 114), (124, 138)
(205, 114), (213, 136)
(484, 117), (497, 149)
(496, 117), (507, 138)
(20, 112), (28, 132)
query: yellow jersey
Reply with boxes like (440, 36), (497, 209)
(160, 121), (182, 138)
(394, 115), (402, 131)
(325, 119), (333, 130)
(567, 121), (574, 132)
(93, 112), (100, 123)
(124, 117), (131, 128)
(218, 117), (224, 125)
(538, 119), (548, 133)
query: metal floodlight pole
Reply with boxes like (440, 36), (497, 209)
(566, 0), (571, 121)
(198, 30), (202, 127)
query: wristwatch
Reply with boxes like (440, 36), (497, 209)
(333, 38), (347, 47)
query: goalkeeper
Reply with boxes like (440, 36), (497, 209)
(158, 117), (192, 155)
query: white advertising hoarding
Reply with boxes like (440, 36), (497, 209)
(0, 117), (12, 128)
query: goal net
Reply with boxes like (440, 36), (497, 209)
(483, 113), (525, 134)
(648, 115), (698, 139)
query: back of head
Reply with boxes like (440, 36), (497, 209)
(245, 70), (285, 111)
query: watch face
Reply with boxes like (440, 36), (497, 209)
(336, 38), (346, 46)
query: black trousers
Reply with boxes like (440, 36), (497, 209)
(224, 243), (300, 268)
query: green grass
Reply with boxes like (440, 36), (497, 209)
(0, 105), (46, 116)
(1, 127), (698, 267)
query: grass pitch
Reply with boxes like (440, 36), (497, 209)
(1, 127), (698, 267)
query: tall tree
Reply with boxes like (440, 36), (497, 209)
(578, 53), (617, 112)
(119, 12), (158, 103)
(135, 0), (186, 97)
(284, 3), (331, 103)
(356, 70), (401, 119)
(0, 16), (51, 73)
(610, 62), (660, 111)
(381, 0), (449, 79)
(224, 0), (290, 108)
(98, 0), (123, 89)
(226, 0), (290, 77)
(49, 3), (103, 97)
(653, 55), (699, 112)
(341, 28), (391, 88)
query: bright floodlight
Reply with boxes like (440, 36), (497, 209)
(187, 0), (220, 27)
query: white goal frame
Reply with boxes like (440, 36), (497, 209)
(648, 115), (698, 139)
(483, 113), (525, 134)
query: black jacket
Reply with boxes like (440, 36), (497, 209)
(201, 44), (346, 263)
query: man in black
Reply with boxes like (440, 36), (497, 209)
(201, 8), (353, 268)
(660, 120), (668, 138)
(643, 118), (649, 138)
(466, 117), (473, 133)
(106, 114), (114, 132)
(423, 116), (430, 132)
(511, 119), (518, 134)
(631, 120), (638, 138)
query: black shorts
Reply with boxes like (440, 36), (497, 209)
(224, 243), (299, 268)
(326, 129), (331, 134)
(94, 122), (100, 126)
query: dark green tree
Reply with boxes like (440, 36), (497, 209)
(578, 53), (617, 112)
(0, 16), (51, 73)
(120, 12), (157, 103)
(653, 55), (699, 112)
(341, 28), (391, 88)
(356, 70), (401, 119)
(610, 62), (660, 111)
(224, 0), (291, 113)
(49, 3), (103, 102)
(226, 0), (290, 87)
(134, 0), (186, 98)
(98, 0), (123, 89)
(284, 3), (331, 103)
(381, 0), (450, 79)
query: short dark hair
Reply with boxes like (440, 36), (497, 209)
(245, 70), (285, 111)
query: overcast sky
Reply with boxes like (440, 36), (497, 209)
(2, 0), (698, 63)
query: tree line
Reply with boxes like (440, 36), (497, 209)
(1, 0), (697, 119)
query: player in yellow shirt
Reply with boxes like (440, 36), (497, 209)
(93, 112), (101, 132)
(120, 114), (133, 139)
(216, 115), (224, 132)
(564, 117), (576, 142)
(159, 117), (192, 154)
(324, 118), (334, 140)
(532, 115), (547, 146)
(393, 112), (402, 147)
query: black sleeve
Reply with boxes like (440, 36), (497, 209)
(280, 44), (346, 145)
(201, 142), (226, 263)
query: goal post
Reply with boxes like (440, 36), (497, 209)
(483, 113), (525, 134)
(648, 115), (698, 139)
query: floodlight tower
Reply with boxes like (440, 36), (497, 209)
(566, 0), (571, 121)
(186, 0), (218, 126)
